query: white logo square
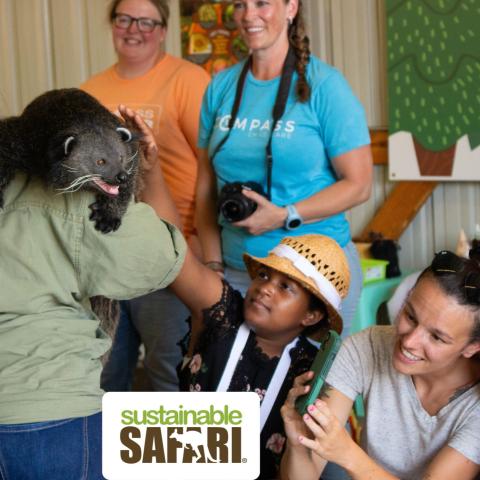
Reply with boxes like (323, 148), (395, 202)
(102, 392), (260, 479)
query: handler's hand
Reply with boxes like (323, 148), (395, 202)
(280, 371), (314, 447)
(232, 189), (287, 235)
(299, 399), (354, 465)
(118, 104), (158, 171)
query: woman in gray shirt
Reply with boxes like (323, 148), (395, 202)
(281, 250), (480, 480)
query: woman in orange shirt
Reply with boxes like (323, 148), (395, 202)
(82, 0), (210, 392)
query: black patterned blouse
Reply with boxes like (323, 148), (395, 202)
(178, 281), (318, 480)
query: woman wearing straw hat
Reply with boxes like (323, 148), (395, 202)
(280, 250), (480, 480)
(170, 233), (350, 479)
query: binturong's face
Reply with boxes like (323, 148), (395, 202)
(232, 0), (298, 55)
(392, 276), (480, 377)
(244, 265), (323, 343)
(111, 0), (166, 64)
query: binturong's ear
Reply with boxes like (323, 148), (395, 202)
(461, 341), (480, 359)
(301, 308), (325, 328)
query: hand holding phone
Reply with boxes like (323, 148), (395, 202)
(295, 330), (341, 415)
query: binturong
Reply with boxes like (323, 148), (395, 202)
(0, 88), (141, 233)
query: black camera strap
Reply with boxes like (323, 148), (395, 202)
(266, 47), (296, 199)
(210, 56), (252, 160)
(211, 47), (296, 200)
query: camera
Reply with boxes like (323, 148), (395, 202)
(218, 181), (265, 223)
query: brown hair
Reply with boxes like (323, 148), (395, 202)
(108, 0), (170, 28)
(417, 260), (480, 344)
(287, 0), (311, 102)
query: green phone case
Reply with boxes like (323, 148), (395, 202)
(295, 330), (342, 415)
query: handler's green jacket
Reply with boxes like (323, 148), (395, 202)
(0, 174), (186, 423)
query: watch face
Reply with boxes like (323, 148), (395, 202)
(288, 218), (302, 229)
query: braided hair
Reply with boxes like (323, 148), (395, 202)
(287, 0), (311, 102)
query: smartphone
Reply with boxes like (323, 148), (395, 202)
(295, 330), (342, 415)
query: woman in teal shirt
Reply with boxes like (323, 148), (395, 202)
(195, 0), (373, 336)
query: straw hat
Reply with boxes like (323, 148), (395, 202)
(243, 234), (350, 334)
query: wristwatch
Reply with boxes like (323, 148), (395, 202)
(284, 204), (303, 230)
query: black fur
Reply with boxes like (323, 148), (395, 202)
(0, 88), (141, 233)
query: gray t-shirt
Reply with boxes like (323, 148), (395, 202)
(326, 326), (480, 479)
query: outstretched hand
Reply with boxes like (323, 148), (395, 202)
(118, 104), (158, 171)
(232, 188), (287, 235)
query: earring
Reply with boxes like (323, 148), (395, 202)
(287, 17), (293, 26)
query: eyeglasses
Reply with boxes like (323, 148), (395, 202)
(113, 13), (164, 33)
(431, 250), (480, 305)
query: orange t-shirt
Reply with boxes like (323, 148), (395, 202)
(81, 54), (210, 238)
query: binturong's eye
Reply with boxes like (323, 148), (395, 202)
(64, 136), (75, 156)
(116, 127), (132, 143)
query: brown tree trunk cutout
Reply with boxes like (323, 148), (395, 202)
(413, 137), (456, 177)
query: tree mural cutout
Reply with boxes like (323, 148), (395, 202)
(387, 0), (480, 179)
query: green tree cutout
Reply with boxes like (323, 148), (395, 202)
(387, 0), (480, 176)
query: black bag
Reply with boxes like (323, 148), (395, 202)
(369, 235), (401, 278)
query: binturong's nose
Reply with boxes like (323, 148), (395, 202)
(115, 172), (128, 184)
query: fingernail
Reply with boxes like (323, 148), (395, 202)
(308, 405), (315, 412)
(303, 414), (310, 421)
(298, 436), (304, 442)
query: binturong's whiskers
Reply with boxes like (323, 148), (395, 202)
(55, 174), (99, 194)
(60, 164), (80, 174)
(125, 150), (138, 175)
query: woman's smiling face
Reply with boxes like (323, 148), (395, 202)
(111, 0), (166, 64)
(232, 0), (297, 55)
(392, 275), (480, 377)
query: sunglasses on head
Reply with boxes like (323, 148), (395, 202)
(431, 250), (480, 305)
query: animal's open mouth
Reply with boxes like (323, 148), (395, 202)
(93, 178), (120, 196)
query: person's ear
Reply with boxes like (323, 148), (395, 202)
(461, 341), (480, 358)
(301, 308), (324, 328)
(287, 0), (299, 21)
(158, 25), (168, 44)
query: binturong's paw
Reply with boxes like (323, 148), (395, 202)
(89, 201), (122, 234)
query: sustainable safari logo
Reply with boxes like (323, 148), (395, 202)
(120, 404), (242, 463)
(103, 392), (260, 480)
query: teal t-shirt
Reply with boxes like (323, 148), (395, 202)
(199, 55), (370, 269)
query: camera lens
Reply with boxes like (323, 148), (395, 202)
(218, 181), (265, 223)
(221, 199), (247, 222)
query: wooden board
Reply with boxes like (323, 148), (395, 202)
(370, 129), (388, 165)
(356, 181), (438, 242)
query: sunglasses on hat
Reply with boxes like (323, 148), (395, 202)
(431, 250), (480, 305)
